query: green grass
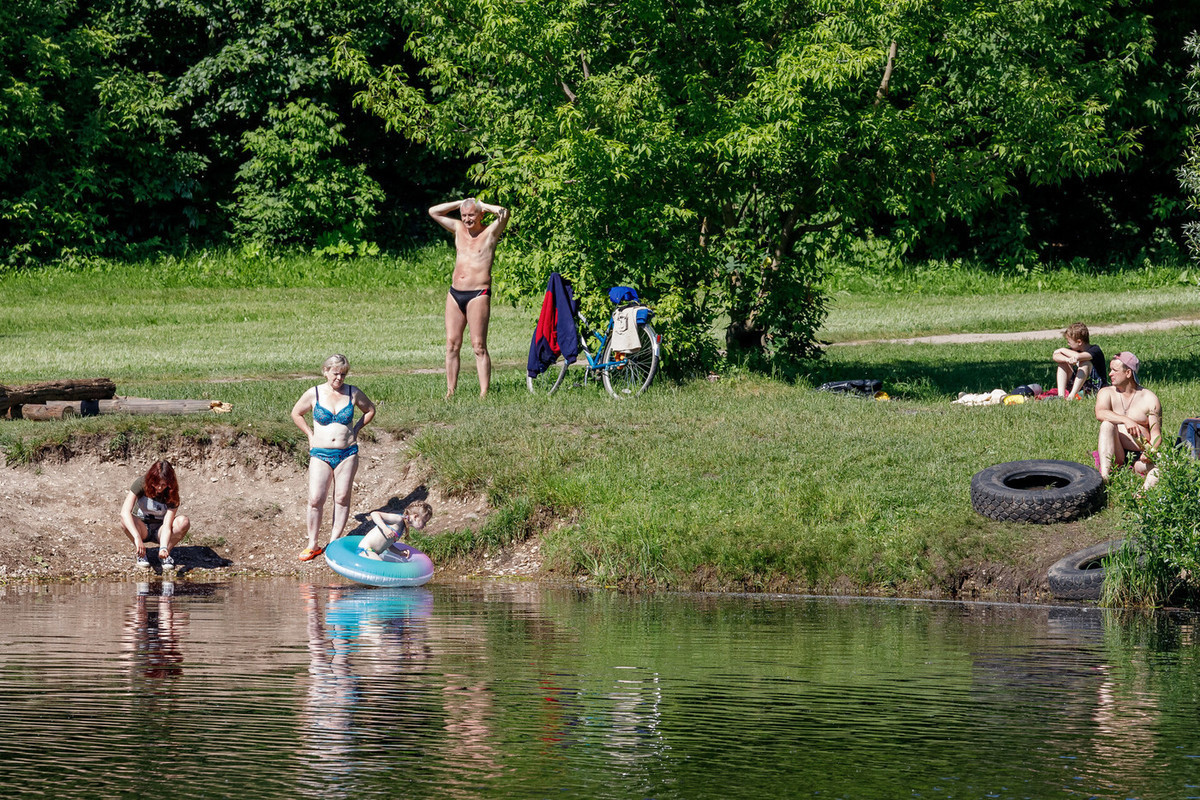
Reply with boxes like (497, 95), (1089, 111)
(820, 257), (1200, 341)
(3, 252), (1198, 593)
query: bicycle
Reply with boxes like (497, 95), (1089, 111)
(526, 295), (661, 399)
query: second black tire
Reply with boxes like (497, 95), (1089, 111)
(1047, 539), (1125, 601)
(970, 459), (1104, 524)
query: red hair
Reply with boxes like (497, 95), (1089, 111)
(143, 460), (180, 508)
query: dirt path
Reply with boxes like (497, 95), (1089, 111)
(832, 317), (1200, 346)
(0, 429), (532, 583)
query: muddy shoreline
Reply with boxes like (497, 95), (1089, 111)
(0, 429), (515, 584)
(1, 430), (1067, 602)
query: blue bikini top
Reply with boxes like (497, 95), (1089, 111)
(312, 385), (355, 426)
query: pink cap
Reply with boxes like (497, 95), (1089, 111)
(1116, 351), (1139, 376)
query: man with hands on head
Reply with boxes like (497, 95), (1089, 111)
(428, 196), (510, 398)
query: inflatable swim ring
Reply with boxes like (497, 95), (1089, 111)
(324, 586), (434, 640)
(323, 535), (434, 588)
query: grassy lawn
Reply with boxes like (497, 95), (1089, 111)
(3, 252), (1198, 592)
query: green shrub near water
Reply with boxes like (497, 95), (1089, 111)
(1102, 443), (1200, 608)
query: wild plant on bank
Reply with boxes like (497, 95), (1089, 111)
(1102, 443), (1200, 608)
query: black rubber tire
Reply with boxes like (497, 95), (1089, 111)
(601, 322), (660, 399)
(970, 459), (1104, 524)
(527, 359), (571, 395)
(1048, 539), (1124, 601)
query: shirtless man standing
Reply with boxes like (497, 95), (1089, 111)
(1095, 351), (1162, 490)
(429, 197), (509, 397)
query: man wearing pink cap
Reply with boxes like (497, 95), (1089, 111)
(1095, 351), (1161, 489)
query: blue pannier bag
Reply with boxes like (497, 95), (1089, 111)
(1177, 418), (1200, 458)
(636, 307), (652, 325)
(608, 286), (638, 304)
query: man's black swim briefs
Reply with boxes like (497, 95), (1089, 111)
(449, 286), (489, 315)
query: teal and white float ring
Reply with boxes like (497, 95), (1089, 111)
(323, 535), (434, 587)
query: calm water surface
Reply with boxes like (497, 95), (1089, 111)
(2, 579), (1199, 799)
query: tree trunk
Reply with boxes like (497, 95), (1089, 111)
(40, 397), (225, 416)
(9, 404), (78, 420)
(0, 378), (116, 413)
(725, 316), (767, 354)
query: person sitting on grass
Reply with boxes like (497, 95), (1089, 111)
(119, 460), (189, 571)
(1095, 351), (1161, 491)
(1052, 322), (1105, 400)
(358, 501), (433, 560)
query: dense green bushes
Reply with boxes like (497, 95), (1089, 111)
(2, 0), (1199, 372)
(1103, 443), (1200, 608)
(0, 0), (459, 266)
(233, 99), (384, 250)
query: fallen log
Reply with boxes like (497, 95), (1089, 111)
(42, 397), (232, 416)
(0, 378), (116, 414)
(10, 404), (79, 421)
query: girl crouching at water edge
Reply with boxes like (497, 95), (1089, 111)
(119, 460), (189, 570)
(291, 354), (376, 561)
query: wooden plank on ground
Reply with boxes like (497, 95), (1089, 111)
(42, 397), (229, 416)
(10, 404), (78, 420)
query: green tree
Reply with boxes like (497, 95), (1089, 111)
(233, 98), (384, 248)
(0, 0), (459, 263)
(1181, 32), (1200, 262)
(97, 0), (435, 248)
(0, 0), (193, 266)
(338, 0), (1160, 370)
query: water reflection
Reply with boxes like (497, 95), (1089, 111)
(299, 584), (435, 794)
(2, 584), (1200, 799)
(122, 581), (185, 685)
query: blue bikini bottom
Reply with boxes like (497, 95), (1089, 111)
(309, 445), (359, 470)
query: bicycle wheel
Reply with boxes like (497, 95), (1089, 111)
(527, 358), (571, 395)
(601, 322), (660, 399)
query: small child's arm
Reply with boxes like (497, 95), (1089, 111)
(370, 510), (406, 539)
(1052, 347), (1078, 365)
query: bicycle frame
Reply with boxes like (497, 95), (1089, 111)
(527, 300), (660, 398)
(576, 312), (623, 377)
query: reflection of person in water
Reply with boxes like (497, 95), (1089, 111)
(298, 583), (357, 789)
(1089, 657), (1161, 790)
(122, 582), (184, 683)
(441, 672), (502, 785)
(299, 584), (446, 788)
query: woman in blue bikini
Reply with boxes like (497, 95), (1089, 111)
(290, 354), (376, 561)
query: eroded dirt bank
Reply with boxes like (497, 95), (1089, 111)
(0, 430), (1080, 601)
(0, 429), (522, 582)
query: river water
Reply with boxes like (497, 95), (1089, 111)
(2, 579), (1198, 799)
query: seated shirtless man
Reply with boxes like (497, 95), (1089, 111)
(1095, 351), (1162, 490)
(428, 197), (510, 398)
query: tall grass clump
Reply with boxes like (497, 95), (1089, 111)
(1101, 443), (1200, 608)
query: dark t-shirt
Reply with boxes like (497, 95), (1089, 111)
(1074, 344), (1106, 392)
(130, 476), (172, 522)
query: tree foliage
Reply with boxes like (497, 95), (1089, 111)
(0, 0), (193, 265)
(1181, 31), (1200, 263)
(0, 0), (457, 265)
(233, 98), (384, 248)
(337, 0), (1165, 369)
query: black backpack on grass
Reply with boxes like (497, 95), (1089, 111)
(817, 379), (882, 397)
(1178, 418), (1200, 458)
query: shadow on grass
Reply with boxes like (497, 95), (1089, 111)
(815, 344), (1200, 402)
(811, 353), (1048, 400)
(346, 486), (431, 536)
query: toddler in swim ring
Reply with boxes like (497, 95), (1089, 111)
(359, 501), (433, 560)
